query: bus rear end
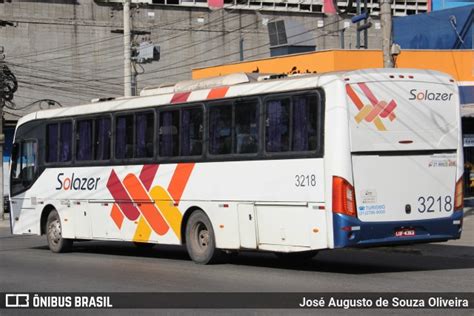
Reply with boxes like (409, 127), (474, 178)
(334, 69), (463, 248)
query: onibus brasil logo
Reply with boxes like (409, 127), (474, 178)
(346, 83), (397, 131)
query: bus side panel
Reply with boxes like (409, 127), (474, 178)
(320, 79), (354, 249)
(180, 201), (241, 250)
(14, 157), (327, 251)
(10, 193), (39, 235)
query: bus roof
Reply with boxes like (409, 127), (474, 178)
(16, 68), (454, 128)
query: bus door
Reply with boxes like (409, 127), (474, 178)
(346, 77), (461, 224)
(10, 140), (39, 233)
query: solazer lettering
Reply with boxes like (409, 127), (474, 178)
(56, 173), (100, 191)
(409, 89), (453, 101)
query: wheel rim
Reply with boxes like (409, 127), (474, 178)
(48, 219), (61, 246)
(194, 222), (210, 253)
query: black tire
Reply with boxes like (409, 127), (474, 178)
(275, 250), (318, 263)
(185, 210), (220, 264)
(46, 210), (73, 253)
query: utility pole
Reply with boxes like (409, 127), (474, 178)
(0, 60), (4, 221)
(123, 0), (132, 97)
(380, 0), (394, 67)
(356, 0), (361, 48)
(0, 47), (6, 221)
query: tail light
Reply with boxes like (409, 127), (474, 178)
(454, 176), (464, 211)
(333, 176), (357, 217)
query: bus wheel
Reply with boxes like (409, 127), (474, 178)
(185, 210), (220, 264)
(46, 210), (73, 253)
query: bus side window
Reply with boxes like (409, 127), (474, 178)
(159, 110), (179, 157)
(292, 95), (319, 152)
(76, 120), (93, 161)
(135, 112), (154, 158)
(115, 115), (133, 159)
(234, 99), (259, 154)
(59, 122), (72, 162)
(22, 141), (38, 184)
(46, 123), (59, 162)
(11, 143), (20, 181)
(11, 140), (38, 194)
(265, 98), (290, 152)
(94, 117), (111, 160)
(181, 107), (203, 156)
(209, 104), (232, 155)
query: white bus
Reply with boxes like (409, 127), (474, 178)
(9, 69), (464, 264)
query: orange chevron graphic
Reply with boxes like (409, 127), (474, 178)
(346, 83), (397, 131)
(107, 163), (195, 242)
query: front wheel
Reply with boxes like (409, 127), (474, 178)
(185, 210), (220, 264)
(46, 210), (73, 253)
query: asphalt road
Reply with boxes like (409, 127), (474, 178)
(1, 210), (473, 314)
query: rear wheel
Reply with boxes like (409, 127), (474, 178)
(185, 210), (220, 264)
(46, 210), (73, 253)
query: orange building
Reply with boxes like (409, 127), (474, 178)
(193, 49), (473, 104)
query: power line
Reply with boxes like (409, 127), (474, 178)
(14, 11), (241, 67)
(8, 9), (347, 106)
(139, 17), (345, 81)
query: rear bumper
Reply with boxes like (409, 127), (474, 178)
(333, 211), (463, 248)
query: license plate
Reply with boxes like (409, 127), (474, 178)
(395, 229), (415, 237)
